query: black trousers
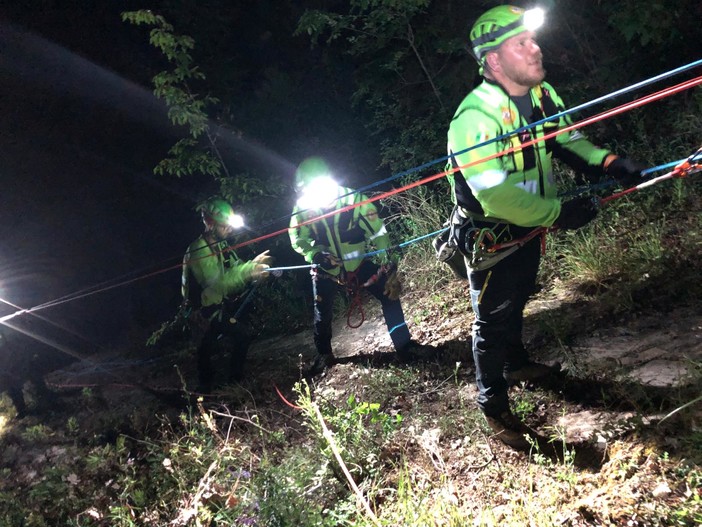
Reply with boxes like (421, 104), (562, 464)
(312, 259), (410, 355)
(1, 361), (52, 417)
(197, 306), (253, 387)
(468, 237), (541, 416)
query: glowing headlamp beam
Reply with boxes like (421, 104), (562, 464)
(228, 213), (245, 229)
(523, 8), (545, 31)
(296, 176), (341, 210)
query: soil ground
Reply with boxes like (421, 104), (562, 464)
(2, 276), (701, 523)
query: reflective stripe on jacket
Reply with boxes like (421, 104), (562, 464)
(288, 186), (391, 275)
(447, 79), (611, 228)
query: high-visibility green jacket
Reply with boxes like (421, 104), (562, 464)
(181, 236), (257, 308)
(447, 79), (611, 227)
(288, 187), (391, 275)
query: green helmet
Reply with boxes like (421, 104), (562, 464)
(199, 197), (235, 227)
(295, 157), (332, 191)
(470, 5), (541, 64)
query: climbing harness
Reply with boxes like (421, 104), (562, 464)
(310, 266), (363, 328)
(434, 206), (536, 272)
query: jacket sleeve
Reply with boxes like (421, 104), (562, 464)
(546, 83), (612, 181)
(448, 106), (561, 227)
(219, 259), (256, 296)
(289, 205), (326, 263)
(185, 239), (255, 306)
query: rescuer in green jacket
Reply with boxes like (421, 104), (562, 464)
(447, 5), (644, 450)
(288, 157), (411, 374)
(0, 328), (53, 418)
(182, 197), (272, 392)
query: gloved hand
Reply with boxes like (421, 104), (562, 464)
(253, 249), (274, 267)
(249, 263), (270, 281)
(556, 196), (599, 230)
(383, 268), (402, 300)
(606, 156), (646, 188)
(312, 251), (341, 270)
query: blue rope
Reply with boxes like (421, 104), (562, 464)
(359, 227), (449, 260)
(258, 60), (702, 235)
(307, 60), (702, 215)
(265, 264), (316, 272)
(349, 153), (696, 261)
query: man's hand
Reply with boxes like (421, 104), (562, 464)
(556, 197), (599, 230)
(383, 268), (402, 300)
(253, 249), (274, 267)
(312, 251), (341, 270)
(250, 263), (270, 281)
(606, 156), (646, 188)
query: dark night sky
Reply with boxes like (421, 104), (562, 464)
(0, 0), (327, 362)
(0, 2), (246, 352)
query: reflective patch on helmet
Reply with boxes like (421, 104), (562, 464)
(509, 7), (523, 15)
(343, 250), (362, 260)
(468, 169), (508, 191)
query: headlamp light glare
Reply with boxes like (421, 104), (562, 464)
(523, 8), (545, 32)
(227, 214), (245, 229)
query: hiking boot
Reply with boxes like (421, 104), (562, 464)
(395, 341), (420, 363)
(484, 410), (536, 451)
(307, 353), (335, 376)
(505, 360), (561, 384)
(229, 354), (247, 383)
(396, 340), (435, 363)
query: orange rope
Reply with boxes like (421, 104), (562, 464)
(12, 76), (702, 318)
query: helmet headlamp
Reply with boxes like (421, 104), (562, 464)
(296, 175), (341, 210)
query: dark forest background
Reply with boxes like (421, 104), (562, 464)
(0, 0), (700, 355)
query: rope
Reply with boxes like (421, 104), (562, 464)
(345, 272), (365, 329)
(259, 59), (702, 233)
(3, 72), (701, 322)
(488, 145), (702, 254)
(274, 384), (302, 410)
(232, 284), (259, 321)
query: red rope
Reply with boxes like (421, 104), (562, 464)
(490, 145), (702, 253)
(274, 383), (302, 410)
(224, 75), (702, 255)
(345, 272), (365, 329)
(15, 76), (702, 317)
